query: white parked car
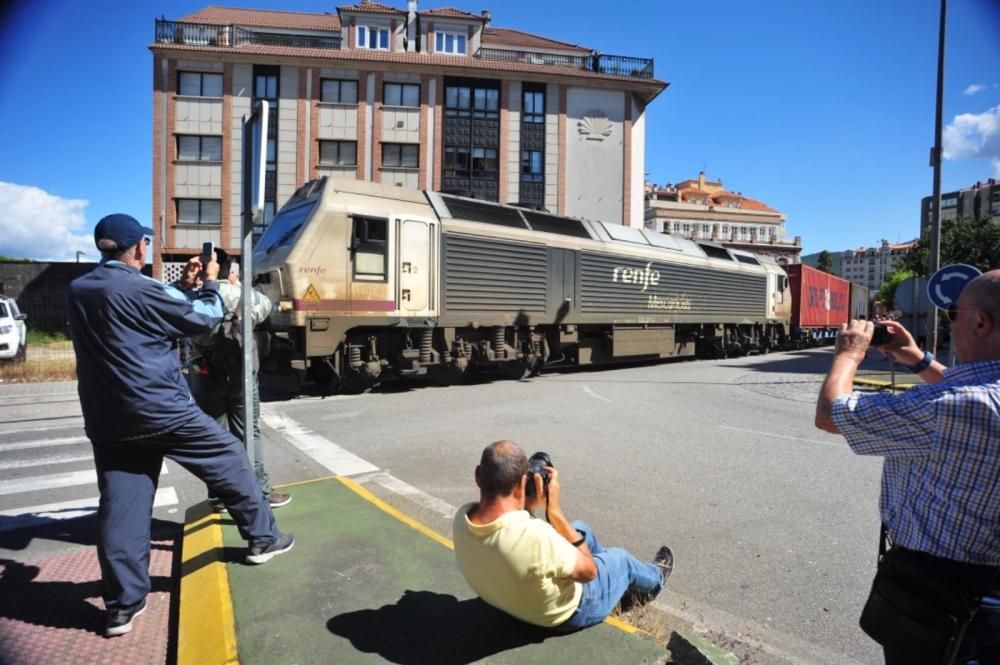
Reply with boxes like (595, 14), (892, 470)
(0, 296), (27, 363)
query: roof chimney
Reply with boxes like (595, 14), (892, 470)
(698, 171), (705, 190)
(407, 0), (417, 52)
(481, 9), (491, 28)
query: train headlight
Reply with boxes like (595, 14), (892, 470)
(278, 300), (293, 311)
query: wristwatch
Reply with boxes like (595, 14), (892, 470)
(907, 351), (934, 374)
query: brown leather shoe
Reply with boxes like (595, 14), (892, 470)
(268, 492), (292, 508)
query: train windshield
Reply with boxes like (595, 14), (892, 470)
(256, 200), (318, 254)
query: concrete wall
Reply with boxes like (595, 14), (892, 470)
(0, 262), (151, 333)
(565, 87), (624, 225)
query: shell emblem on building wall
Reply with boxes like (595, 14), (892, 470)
(577, 111), (613, 141)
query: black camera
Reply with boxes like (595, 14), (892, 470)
(871, 323), (893, 346)
(525, 451), (553, 498)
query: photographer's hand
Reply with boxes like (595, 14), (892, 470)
(542, 468), (597, 582)
(202, 251), (220, 282)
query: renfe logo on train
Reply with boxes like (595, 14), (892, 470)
(612, 263), (661, 291)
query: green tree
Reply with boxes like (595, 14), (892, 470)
(816, 250), (835, 274)
(876, 269), (915, 310)
(900, 216), (1000, 276)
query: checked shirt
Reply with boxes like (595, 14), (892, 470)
(831, 358), (1000, 566)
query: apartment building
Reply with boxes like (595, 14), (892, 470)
(839, 239), (915, 291)
(920, 178), (1000, 236)
(643, 172), (801, 264)
(150, 1), (666, 280)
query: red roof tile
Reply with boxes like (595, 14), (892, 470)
(337, 1), (406, 15)
(149, 41), (667, 96)
(482, 27), (590, 53)
(181, 6), (341, 30)
(419, 7), (482, 19)
(732, 196), (779, 213)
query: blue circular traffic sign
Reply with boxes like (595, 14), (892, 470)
(926, 264), (982, 309)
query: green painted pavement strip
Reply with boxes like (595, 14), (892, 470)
(221, 478), (665, 664)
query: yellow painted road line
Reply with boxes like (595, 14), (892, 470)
(334, 475), (642, 635)
(179, 509), (239, 665)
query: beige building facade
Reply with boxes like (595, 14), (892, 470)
(151, 1), (666, 280)
(840, 239), (915, 291)
(644, 172), (801, 264)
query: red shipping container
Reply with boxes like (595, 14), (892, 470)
(786, 264), (850, 328)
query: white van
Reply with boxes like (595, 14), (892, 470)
(0, 296), (27, 363)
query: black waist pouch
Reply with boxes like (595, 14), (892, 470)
(859, 547), (977, 665)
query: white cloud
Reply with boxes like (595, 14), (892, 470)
(963, 83), (987, 96)
(943, 105), (1000, 177)
(0, 182), (93, 261)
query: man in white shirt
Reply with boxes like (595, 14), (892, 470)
(453, 440), (673, 631)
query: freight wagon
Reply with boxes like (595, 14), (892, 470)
(785, 263), (851, 345)
(253, 177), (791, 392)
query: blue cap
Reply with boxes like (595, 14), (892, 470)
(94, 214), (154, 250)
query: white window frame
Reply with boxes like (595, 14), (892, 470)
(178, 71), (223, 97)
(357, 25), (389, 50)
(435, 30), (467, 56)
(176, 198), (222, 226)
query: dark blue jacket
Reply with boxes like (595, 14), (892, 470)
(68, 261), (224, 442)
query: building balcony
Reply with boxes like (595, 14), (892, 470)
(155, 19), (342, 49)
(153, 20), (655, 79)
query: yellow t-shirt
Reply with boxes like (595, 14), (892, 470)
(452, 502), (583, 627)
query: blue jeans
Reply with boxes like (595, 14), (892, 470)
(92, 410), (279, 610)
(556, 520), (663, 631)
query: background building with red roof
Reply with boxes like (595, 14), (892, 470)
(643, 171), (802, 264)
(149, 0), (666, 280)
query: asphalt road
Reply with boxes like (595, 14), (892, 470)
(0, 348), (898, 664)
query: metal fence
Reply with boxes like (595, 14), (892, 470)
(477, 47), (654, 79)
(155, 20), (341, 50)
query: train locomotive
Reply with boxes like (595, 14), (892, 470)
(253, 177), (792, 392)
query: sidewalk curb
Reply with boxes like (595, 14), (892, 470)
(853, 377), (915, 390)
(178, 506), (239, 665)
(180, 475), (736, 663)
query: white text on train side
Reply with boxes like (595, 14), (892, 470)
(612, 263), (661, 292)
(647, 293), (692, 311)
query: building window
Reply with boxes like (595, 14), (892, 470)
(321, 79), (358, 104)
(351, 216), (388, 281)
(472, 147), (497, 174)
(521, 150), (543, 182)
(445, 85), (499, 118)
(435, 31), (467, 55)
(444, 146), (470, 178)
(523, 90), (544, 123)
(177, 135), (222, 161)
(383, 82), (420, 107)
(319, 140), (357, 166)
(382, 143), (419, 168)
(178, 71), (223, 97)
(941, 196), (958, 208)
(177, 199), (221, 225)
(357, 25), (389, 50)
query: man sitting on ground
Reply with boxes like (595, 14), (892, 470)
(453, 440), (673, 631)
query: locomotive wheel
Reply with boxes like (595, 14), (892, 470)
(341, 362), (381, 394)
(428, 362), (467, 387)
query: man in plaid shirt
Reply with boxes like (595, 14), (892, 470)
(815, 270), (1000, 663)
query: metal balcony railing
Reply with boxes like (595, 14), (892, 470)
(155, 19), (341, 50)
(477, 47), (654, 79)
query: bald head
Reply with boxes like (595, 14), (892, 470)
(960, 270), (1000, 316)
(477, 440), (528, 498)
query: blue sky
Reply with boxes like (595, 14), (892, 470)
(1, 0), (998, 261)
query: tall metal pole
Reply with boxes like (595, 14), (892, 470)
(928, 0), (946, 354)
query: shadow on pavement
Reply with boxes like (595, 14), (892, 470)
(327, 589), (557, 664)
(0, 558), (171, 634)
(0, 516), (178, 552)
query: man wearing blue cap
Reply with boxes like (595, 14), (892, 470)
(68, 214), (294, 637)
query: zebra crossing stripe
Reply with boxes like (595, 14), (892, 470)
(0, 487), (179, 532)
(0, 436), (89, 452)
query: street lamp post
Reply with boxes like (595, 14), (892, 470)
(928, 0), (946, 354)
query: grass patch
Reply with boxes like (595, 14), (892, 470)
(0, 357), (76, 383)
(26, 329), (69, 346)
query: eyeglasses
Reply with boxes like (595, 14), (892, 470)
(143, 237), (152, 246)
(948, 305), (995, 324)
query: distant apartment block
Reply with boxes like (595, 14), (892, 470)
(920, 178), (1000, 236)
(150, 0), (667, 280)
(643, 172), (801, 264)
(839, 239), (915, 291)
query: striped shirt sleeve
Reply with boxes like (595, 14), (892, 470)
(831, 384), (940, 457)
